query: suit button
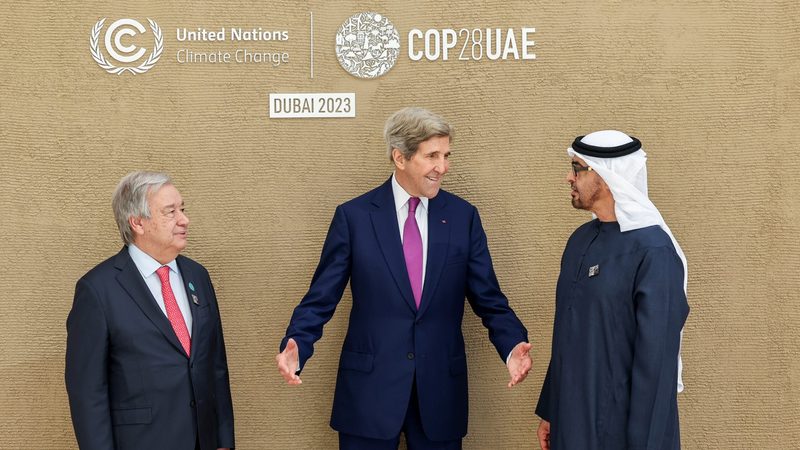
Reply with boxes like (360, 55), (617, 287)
(190, 400), (196, 408)
(407, 352), (415, 360)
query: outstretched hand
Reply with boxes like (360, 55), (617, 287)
(507, 341), (532, 388)
(276, 338), (302, 385)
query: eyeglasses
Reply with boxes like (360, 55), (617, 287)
(571, 161), (593, 176)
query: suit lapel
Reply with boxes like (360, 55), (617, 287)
(370, 179), (417, 313)
(417, 193), (450, 319)
(114, 248), (187, 357)
(176, 256), (201, 362)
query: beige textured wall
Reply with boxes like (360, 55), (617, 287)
(1, 1), (798, 448)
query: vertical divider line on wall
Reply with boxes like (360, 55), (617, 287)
(310, 11), (314, 79)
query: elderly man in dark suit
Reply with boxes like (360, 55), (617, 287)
(276, 107), (532, 449)
(66, 171), (234, 450)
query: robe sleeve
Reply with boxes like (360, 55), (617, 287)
(627, 246), (688, 450)
(535, 361), (553, 421)
(535, 236), (572, 423)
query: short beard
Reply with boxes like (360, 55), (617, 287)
(571, 178), (603, 211)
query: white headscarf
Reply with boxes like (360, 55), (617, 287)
(568, 130), (686, 393)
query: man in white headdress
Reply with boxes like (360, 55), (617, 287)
(535, 130), (689, 450)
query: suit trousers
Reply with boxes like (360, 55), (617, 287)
(339, 381), (462, 450)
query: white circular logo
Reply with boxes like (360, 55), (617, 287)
(335, 12), (400, 79)
(90, 18), (163, 75)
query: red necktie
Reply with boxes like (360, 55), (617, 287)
(156, 266), (191, 356)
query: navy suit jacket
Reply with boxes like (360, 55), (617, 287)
(280, 178), (528, 441)
(66, 248), (235, 450)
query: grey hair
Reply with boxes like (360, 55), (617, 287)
(112, 171), (172, 245)
(384, 107), (453, 161)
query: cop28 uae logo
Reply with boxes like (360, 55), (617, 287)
(335, 12), (400, 79)
(90, 18), (163, 75)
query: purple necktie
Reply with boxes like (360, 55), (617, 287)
(403, 197), (423, 309)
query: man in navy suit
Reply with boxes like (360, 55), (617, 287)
(276, 107), (532, 449)
(66, 171), (235, 450)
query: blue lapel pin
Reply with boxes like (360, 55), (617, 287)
(188, 282), (199, 304)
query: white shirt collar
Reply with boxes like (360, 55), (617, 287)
(391, 172), (429, 213)
(128, 243), (179, 278)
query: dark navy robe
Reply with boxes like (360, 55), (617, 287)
(536, 220), (689, 450)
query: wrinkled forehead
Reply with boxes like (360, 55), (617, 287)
(148, 183), (183, 206)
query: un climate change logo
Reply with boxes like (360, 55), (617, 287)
(90, 18), (163, 75)
(335, 12), (400, 79)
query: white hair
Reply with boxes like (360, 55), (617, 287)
(111, 171), (172, 244)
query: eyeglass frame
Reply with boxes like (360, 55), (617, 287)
(571, 161), (594, 176)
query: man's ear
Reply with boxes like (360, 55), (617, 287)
(392, 148), (406, 170)
(129, 216), (146, 237)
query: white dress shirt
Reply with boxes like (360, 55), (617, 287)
(391, 173), (429, 285)
(128, 244), (193, 336)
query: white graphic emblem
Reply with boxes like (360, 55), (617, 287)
(90, 18), (163, 75)
(335, 12), (400, 79)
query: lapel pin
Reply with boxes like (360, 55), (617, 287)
(191, 294), (200, 305)
(188, 282), (196, 292)
(588, 265), (600, 277)
(441, 219), (447, 224)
